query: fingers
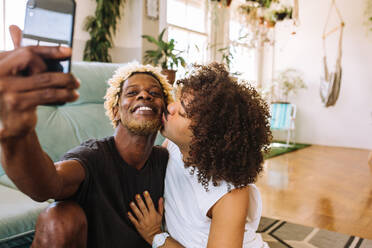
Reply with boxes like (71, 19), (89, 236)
(127, 211), (139, 227)
(130, 201), (144, 221)
(4, 88), (79, 111)
(143, 191), (155, 211)
(0, 47), (47, 76)
(29, 46), (72, 60)
(0, 46), (71, 76)
(21, 88), (79, 108)
(158, 197), (164, 216)
(0, 73), (80, 92)
(9, 25), (22, 49)
(135, 194), (149, 216)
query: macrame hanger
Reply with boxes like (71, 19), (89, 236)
(322, 0), (345, 81)
(320, 0), (345, 107)
(293, 0), (300, 26)
(323, 0), (345, 40)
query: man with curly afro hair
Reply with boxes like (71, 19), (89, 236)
(127, 63), (271, 248)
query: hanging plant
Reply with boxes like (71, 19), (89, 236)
(209, 0), (233, 7)
(238, 1), (294, 47)
(246, 0), (279, 8)
(83, 0), (126, 62)
(364, 0), (372, 32)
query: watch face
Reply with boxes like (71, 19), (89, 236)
(153, 233), (169, 248)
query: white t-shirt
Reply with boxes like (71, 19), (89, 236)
(164, 141), (269, 248)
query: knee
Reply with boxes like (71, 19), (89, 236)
(32, 201), (87, 248)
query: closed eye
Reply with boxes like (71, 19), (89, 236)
(150, 91), (162, 97)
(126, 91), (138, 96)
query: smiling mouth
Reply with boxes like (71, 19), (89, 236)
(131, 105), (158, 115)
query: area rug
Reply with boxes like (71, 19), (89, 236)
(258, 217), (372, 248)
(265, 142), (311, 159)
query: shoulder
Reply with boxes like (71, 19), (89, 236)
(210, 187), (250, 218)
(61, 136), (113, 161)
(151, 145), (169, 165)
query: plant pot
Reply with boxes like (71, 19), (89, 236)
(212, 0), (232, 7)
(266, 20), (276, 28)
(161, 69), (177, 85)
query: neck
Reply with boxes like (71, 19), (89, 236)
(114, 123), (157, 170)
(178, 143), (190, 163)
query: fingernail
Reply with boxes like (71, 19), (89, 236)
(136, 194), (141, 199)
(75, 78), (81, 88)
(130, 202), (135, 206)
(73, 90), (80, 98)
(59, 46), (71, 54)
(144, 191), (149, 196)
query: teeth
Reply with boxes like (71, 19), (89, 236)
(137, 106), (152, 111)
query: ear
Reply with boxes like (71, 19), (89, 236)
(113, 106), (120, 121)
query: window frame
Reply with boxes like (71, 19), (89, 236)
(166, 0), (210, 64)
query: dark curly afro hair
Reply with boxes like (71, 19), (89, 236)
(176, 62), (272, 191)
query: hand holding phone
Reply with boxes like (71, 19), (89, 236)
(21, 0), (76, 105)
(22, 0), (76, 74)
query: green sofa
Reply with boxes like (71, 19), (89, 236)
(0, 62), (165, 247)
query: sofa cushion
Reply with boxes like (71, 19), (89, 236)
(0, 185), (49, 245)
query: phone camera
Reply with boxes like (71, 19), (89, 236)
(27, 0), (36, 9)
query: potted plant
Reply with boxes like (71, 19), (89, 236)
(83, 0), (126, 62)
(273, 7), (293, 21)
(210, 0), (232, 7)
(216, 45), (243, 77)
(142, 28), (186, 84)
(267, 68), (307, 102)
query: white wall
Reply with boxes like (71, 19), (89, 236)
(272, 0), (372, 149)
(73, 0), (148, 63)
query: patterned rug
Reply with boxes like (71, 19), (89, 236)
(258, 217), (372, 248)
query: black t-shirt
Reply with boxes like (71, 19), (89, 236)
(61, 136), (169, 248)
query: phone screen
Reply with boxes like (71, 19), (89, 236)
(22, 0), (75, 73)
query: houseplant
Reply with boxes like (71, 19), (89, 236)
(238, 1), (294, 46)
(142, 28), (186, 84)
(266, 68), (306, 102)
(210, 0), (232, 7)
(216, 44), (243, 77)
(83, 0), (126, 62)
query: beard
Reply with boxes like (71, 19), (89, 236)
(121, 117), (162, 136)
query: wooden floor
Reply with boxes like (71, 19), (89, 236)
(256, 145), (372, 240)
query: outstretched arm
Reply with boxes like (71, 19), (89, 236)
(0, 46), (83, 202)
(128, 191), (184, 247)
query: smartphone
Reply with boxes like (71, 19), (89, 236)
(22, 0), (76, 73)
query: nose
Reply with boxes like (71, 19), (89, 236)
(167, 102), (177, 115)
(136, 90), (152, 101)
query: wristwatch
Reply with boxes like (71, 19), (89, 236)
(152, 232), (170, 248)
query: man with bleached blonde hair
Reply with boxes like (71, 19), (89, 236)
(1, 56), (173, 247)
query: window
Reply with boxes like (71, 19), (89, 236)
(228, 0), (258, 83)
(167, 0), (209, 67)
(0, 0), (27, 51)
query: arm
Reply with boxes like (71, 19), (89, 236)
(1, 131), (85, 202)
(206, 187), (249, 248)
(0, 46), (83, 202)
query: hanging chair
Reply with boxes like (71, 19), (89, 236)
(320, 0), (345, 107)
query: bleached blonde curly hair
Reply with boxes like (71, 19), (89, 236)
(104, 62), (174, 128)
